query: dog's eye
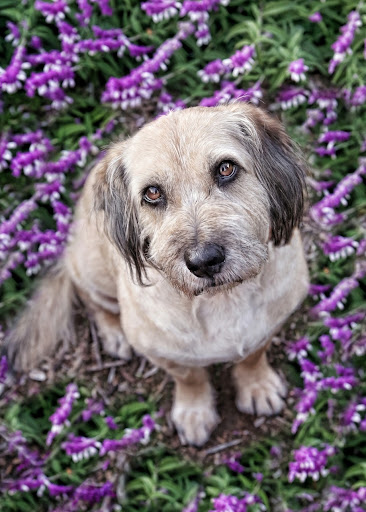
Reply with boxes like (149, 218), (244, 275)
(218, 161), (237, 179)
(144, 186), (162, 203)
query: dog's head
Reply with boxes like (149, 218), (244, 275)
(94, 103), (306, 297)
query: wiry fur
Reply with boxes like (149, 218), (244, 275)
(4, 103), (309, 446)
(4, 262), (75, 372)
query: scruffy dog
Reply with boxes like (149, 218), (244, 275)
(5, 103), (309, 446)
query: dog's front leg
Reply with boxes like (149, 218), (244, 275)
(151, 357), (220, 446)
(233, 344), (287, 416)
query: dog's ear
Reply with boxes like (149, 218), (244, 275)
(93, 145), (147, 284)
(237, 105), (307, 246)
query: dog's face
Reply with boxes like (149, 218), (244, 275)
(95, 104), (306, 297)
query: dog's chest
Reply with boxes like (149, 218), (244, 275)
(119, 280), (276, 367)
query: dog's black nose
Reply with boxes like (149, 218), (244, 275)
(184, 244), (225, 278)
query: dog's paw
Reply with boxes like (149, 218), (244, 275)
(235, 366), (287, 416)
(171, 400), (220, 446)
(101, 331), (132, 361)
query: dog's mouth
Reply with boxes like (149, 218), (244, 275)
(193, 278), (243, 296)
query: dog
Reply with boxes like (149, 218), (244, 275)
(4, 103), (309, 446)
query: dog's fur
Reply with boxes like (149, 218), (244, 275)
(4, 103), (309, 446)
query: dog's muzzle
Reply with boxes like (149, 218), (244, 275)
(184, 243), (225, 279)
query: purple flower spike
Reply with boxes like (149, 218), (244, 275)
(276, 87), (308, 110)
(0, 46), (28, 94)
(288, 445), (336, 483)
(62, 434), (101, 462)
(141, 1), (181, 23)
(35, 0), (70, 23)
(288, 58), (308, 82)
(324, 486), (366, 511)
(287, 336), (311, 361)
(311, 276), (359, 317)
(46, 383), (80, 446)
(5, 22), (21, 46)
(197, 59), (226, 83)
(209, 492), (264, 512)
(318, 335), (335, 363)
(322, 235), (358, 260)
(329, 10), (362, 74)
(223, 45), (255, 77)
(310, 159), (366, 226)
(99, 414), (155, 455)
(81, 398), (105, 421)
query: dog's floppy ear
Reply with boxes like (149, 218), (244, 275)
(93, 144), (147, 284)
(238, 105), (307, 246)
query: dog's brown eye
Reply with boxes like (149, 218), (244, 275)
(144, 186), (162, 203)
(219, 161), (237, 177)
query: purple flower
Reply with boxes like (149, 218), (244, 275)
(74, 481), (115, 504)
(310, 159), (366, 226)
(61, 434), (101, 461)
(309, 12), (322, 23)
(76, 0), (93, 26)
(287, 336), (311, 361)
(292, 384), (318, 433)
(318, 335), (335, 363)
(310, 276), (359, 316)
(223, 45), (255, 77)
(318, 130), (350, 145)
(99, 414), (155, 455)
(253, 472), (263, 481)
(288, 445), (336, 483)
(349, 85), (366, 107)
(102, 24), (193, 109)
(322, 235), (358, 260)
(194, 18), (211, 46)
(0, 46), (28, 94)
(141, 1), (181, 22)
(35, 0), (70, 23)
(200, 81), (262, 107)
(329, 11), (362, 74)
(315, 130), (350, 158)
(157, 91), (186, 113)
(0, 427), (45, 472)
(308, 283), (332, 299)
(46, 383), (80, 446)
(320, 364), (358, 392)
(197, 59), (226, 83)
(30, 35), (42, 49)
(324, 486), (366, 511)
(47, 483), (74, 497)
(276, 87), (308, 110)
(5, 22), (21, 46)
(81, 398), (105, 421)
(209, 492), (264, 512)
(224, 452), (245, 473)
(288, 58), (308, 82)
(105, 416), (118, 430)
(93, 0), (113, 16)
(341, 400), (366, 431)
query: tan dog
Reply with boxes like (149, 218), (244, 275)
(5, 103), (309, 446)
